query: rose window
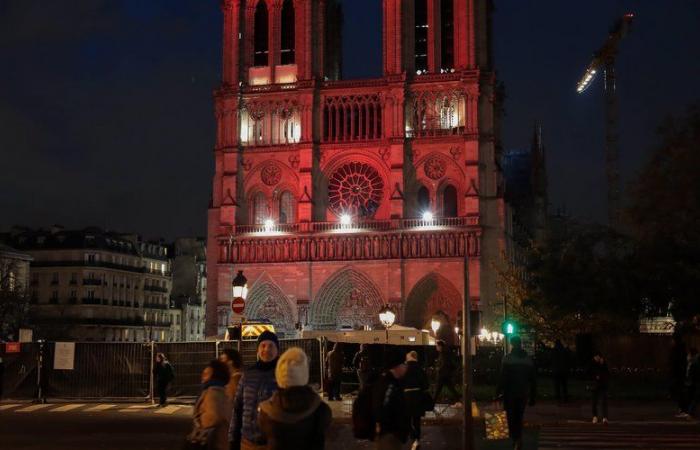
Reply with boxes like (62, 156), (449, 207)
(328, 162), (384, 218)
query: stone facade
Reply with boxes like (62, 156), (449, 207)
(207, 0), (506, 338)
(170, 238), (207, 341)
(8, 227), (177, 342)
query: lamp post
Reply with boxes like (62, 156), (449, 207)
(231, 270), (247, 348)
(378, 305), (396, 344)
(431, 317), (440, 337)
(462, 241), (474, 450)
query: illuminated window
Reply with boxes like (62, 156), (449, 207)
(279, 191), (295, 224)
(328, 162), (384, 218)
(254, 1), (269, 67)
(280, 0), (295, 65)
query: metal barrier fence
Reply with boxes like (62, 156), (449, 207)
(0, 339), (322, 401)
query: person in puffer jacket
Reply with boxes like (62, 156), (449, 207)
(258, 347), (332, 450)
(229, 331), (279, 450)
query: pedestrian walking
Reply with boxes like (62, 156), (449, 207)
(590, 352), (610, 424)
(403, 351), (431, 450)
(258, 347), (332, 450)
(219, 348), (243, 403)
(670, 337), (688, 416)
(353, 344), (373, 392)
(433, 340), (458, 405)
(325, 342), (344, 401)
(551, 339), (571, 403)
(229, 331), (280, 450)
(153, 353), (175, 407)
(680, 348), (699, 418)
(184, 360), (231, 450)
(496, 336), (536, 450)
(372, 348), (409, 450)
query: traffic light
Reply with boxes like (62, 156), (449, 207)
(502, 320), (517, 336)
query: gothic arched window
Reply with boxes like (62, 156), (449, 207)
(281, 0), (295, 65)
(328, 162), (384, 218)
(252, 192), (268, 224)
(279, 191), (295, 224)
(417, 185), (430, 215)
(440, 0), (454, 71)
(254, 1), (269, 67)
(442, 185), (458, 217)
(414, 0), (428, 73)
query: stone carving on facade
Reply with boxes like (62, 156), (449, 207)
(328, 162), (384, 218)
(337, 289), (378, 329)
(424, 157), (446, 180)
(288, 155), (300, 169)
(261, 163), (282, 186)
(378, 147), (391, 161)
(242, 158), (253, 171)
(449, 146), (462, 161)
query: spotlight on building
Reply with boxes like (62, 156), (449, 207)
(340, 214), (352, 227)
(263, 219), (275, 232)
(422, 211), (434, 222)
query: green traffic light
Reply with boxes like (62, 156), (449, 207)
(502, 320), (517, 335)
(506, 322), (514, 335)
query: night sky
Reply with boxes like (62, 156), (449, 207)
(1, 1), (699, 239)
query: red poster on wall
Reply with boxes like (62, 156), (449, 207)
(5, 342), (21, 353)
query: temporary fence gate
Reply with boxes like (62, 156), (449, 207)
(0, 339), (322, 401)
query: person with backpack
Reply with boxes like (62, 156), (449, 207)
(153, 353), (175, 407)
(229, 331), (279, 450)
(258, 347), (332, 450)
(496, 336), (536, 450)
(403, 351), (430, 450)
(325, 342), (344, 401)
(372, 348), (409, 450)
(353, 344), (373, 392)
(433, 340), (458, 405)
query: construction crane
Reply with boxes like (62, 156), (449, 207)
(576, 12), (634, 228)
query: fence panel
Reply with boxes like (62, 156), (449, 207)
(0, 343), (40, 399)
(44, 342), (150, 399)
(155, 342), (217, 397)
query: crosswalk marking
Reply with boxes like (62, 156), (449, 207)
(50, 404), (86, 412)
(84, 404), (117, 412)
(0, 404), (21, 411)
(120, 404), (155, 412)
(154, 405), (183, 415)
(539, 424), (700, 449)
(16, 404), (52, 412)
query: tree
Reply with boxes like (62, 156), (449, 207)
(625, 102), (700, 324)
(0, 258), (31, 340)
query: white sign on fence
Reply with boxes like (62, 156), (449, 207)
(53, 342), (76, 370)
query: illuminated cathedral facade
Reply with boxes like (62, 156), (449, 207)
(206, 0), (506, 340)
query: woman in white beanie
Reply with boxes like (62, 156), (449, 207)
(258, 347), (332, 450)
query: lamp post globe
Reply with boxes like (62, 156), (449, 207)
(431, 318), (441, 335)
(232, 270), (248, 300)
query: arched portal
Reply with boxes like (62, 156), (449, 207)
(245, 280), (295, 336)
(310, 268), (384, 330)
(405, 273), (462, 344)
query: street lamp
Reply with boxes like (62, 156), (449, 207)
(378, 305), (396, 344)
(232, 270), (248, 301)
(431, 317), (441, 336)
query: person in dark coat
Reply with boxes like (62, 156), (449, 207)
(258, 347), (332, 450)
(372, 349), (409, 450)
(153, 353), (174, 406)
(325, 343), (344, 401)
(186, 360), (231, 450)
(353, 344), (373, 392)
(551, 339), (571, 403)
(590, 352), (610, 424)
(496, 336), (536, 450)
(433, 340), (458, 404)
(403, 351), (430, 449)
(229, 331), (279, 450)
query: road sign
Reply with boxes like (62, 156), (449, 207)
(5, 342), (20, 353)
(231, 297), (246, 315)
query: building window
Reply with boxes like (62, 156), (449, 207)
(440, 0), (454, 71)
(414, 0), (428, 73)
(417, 185), (430, 214)
(252, 192), (268, 224)
(253, 1), (269, 67)
(86, 253), (96, 263)
(8, 271), (16, 291)
(279, 191), (295, 224)
(50, 291), (58, 304)
(441, 185), (458, 217)
(280, 0), (295, 65)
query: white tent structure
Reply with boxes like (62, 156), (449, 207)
(301, 325), (435, 346)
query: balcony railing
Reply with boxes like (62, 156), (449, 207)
(82, 278), (102, 286)
(82, 297), (102, 305)
(143, 285), (169, 293)
(143, 303), (169, 310)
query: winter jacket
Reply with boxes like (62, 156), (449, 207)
(436, 349), (456, 381)
(352, 350), (372, 373)
(153, 361), (174, 385)
(590, 360), (610, 390)
(225, 369), (243, 403)
(189, 385), (230, 450)
(497, 348), (536, 403)
(258, 386), (332, 450)
(403, 360), (429, 418)
(230, 360), (278, 449)
(372, 371), (409, 443)
(325, 350), (343, 381)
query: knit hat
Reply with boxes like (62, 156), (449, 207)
(257, 330), (279, 349)
(275, 347), (309, 388)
